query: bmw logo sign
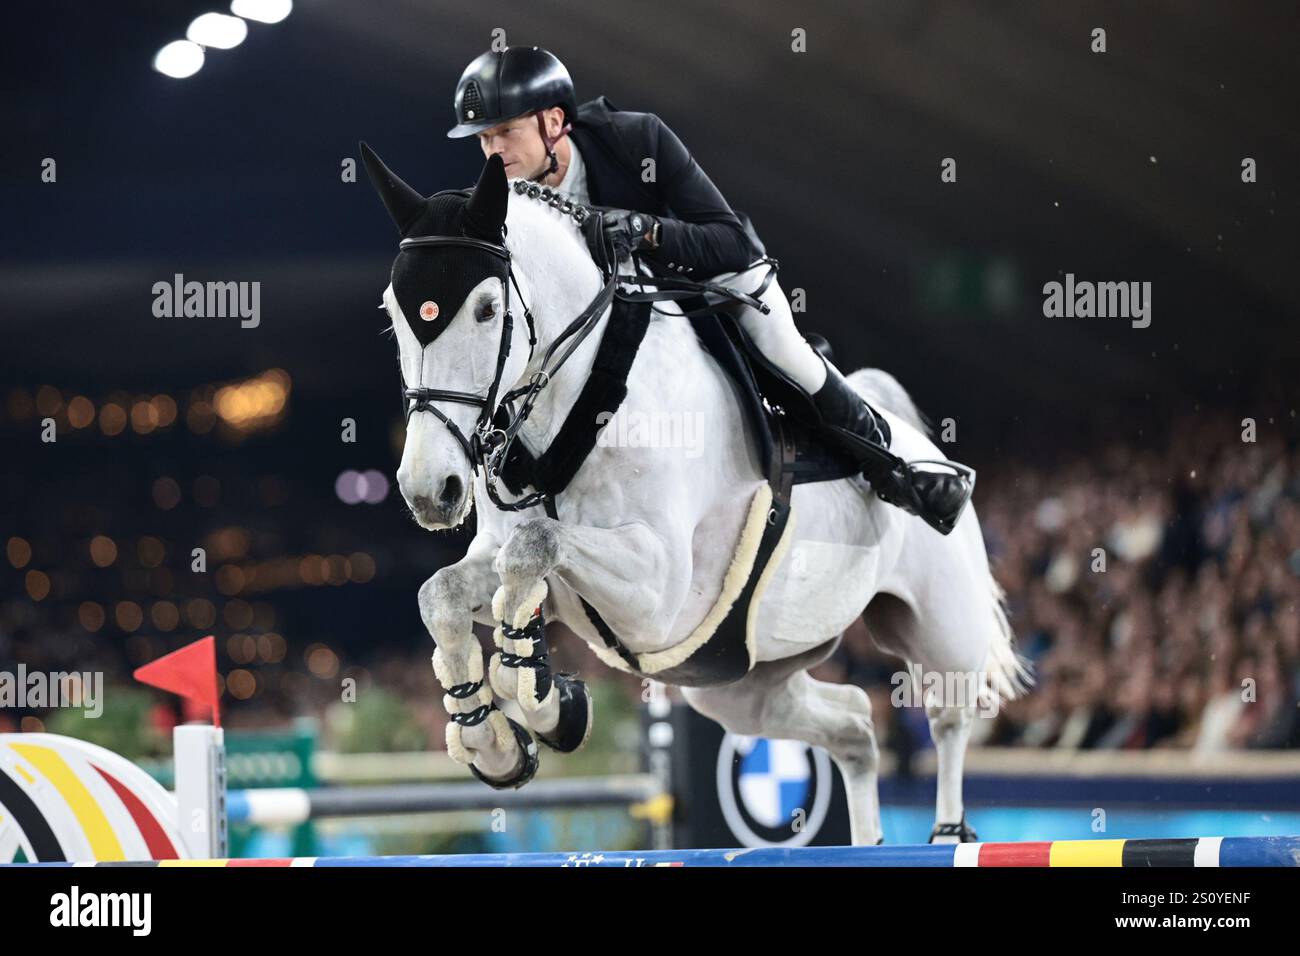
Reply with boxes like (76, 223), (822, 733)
(715, 734), (832, 847)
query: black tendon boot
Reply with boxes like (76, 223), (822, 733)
(493, 604), (593, 754)
(810, 359), (975, 535)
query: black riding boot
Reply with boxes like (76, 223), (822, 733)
(810, 359), (975, 535)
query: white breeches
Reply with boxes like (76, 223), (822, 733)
(714, 262), (828, 394)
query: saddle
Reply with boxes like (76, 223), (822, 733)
(682, 299), (865, 503)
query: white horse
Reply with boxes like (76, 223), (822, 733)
(363, 145), (1031, 846)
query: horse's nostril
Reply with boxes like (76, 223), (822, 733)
(439, 475), (463, 506)
(411, 495), (435, 517)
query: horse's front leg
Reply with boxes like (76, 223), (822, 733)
(420, 534), (539, 789)
(489, 516), (676, 754)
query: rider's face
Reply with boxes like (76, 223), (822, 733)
(477, 107), (564, 179)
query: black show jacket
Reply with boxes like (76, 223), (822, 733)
(568, 95), (765, 278)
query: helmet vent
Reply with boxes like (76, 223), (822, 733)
(462, 81), (483, 120)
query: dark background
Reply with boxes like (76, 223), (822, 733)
(4, 2), (1296, 441)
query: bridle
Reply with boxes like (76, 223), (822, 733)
(396, 181), (779, 513)
(398, 231), (535, 473)
(398, 184), (621, 512)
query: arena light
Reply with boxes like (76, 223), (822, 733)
(187, 12), (249, 50)
(335, 470), (362, 505)
(230, 0), (293, 24)
(359, 469), (390, 504)
(153, 40), (205, 79)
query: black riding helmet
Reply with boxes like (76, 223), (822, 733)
(447, 46), (576, 138)
(448, 46), (576, 177)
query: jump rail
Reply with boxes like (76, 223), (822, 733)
(0, 732), (669, 864)
(227, 774), (667, 825)
(7, 836), (1299, 867)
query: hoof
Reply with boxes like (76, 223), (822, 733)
(468, 716), (539, 790)
(928, 814), (978, 844)
(536, 674), (593, 754)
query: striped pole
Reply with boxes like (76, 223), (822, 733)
(0, 733), (189, 863)
(9, 835), (1299, 867)
(226, 774), (669, 825)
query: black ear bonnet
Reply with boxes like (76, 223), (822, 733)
(361, 143), (512, 348)
(391, 193), (509, 347)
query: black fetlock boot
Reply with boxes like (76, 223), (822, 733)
(810, 360), (976, 536)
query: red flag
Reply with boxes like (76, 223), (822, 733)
(134, 636), (221, 727)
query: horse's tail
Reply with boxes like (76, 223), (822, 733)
(982, 578), (1034, 704)
(846, 368), (931, 438)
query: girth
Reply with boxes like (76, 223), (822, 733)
(562, 293), (802, 688)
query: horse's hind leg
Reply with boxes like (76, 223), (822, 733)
(866, 592), (984, 843)
(926, 701), (979, 843)
(683, 653), (883, 846)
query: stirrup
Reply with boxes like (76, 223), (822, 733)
(896, 459), (977, 536)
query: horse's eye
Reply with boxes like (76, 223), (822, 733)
(476, 302), (497, 323)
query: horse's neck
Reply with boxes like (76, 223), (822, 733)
(513, 276), (613, 456)
(516, 286), (743, 478)
(507, 245), (730, 480)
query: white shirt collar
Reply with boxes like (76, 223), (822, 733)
(552, 139), (590, 205)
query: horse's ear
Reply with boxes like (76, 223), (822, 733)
(359, 141), (427, 236)
(463, 153), (508, 241)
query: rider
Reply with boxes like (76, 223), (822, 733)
(446, 46), (974, 533)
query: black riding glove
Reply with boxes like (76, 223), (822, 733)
(590, 207), (659, 263)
